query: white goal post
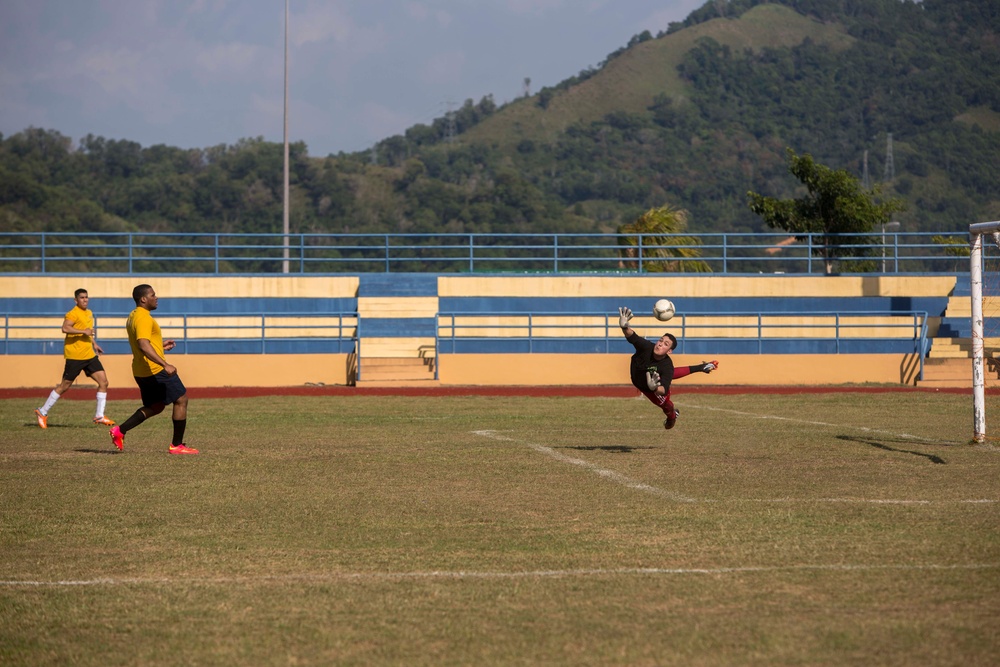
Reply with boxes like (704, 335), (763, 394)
(970, 220), (1000, 442)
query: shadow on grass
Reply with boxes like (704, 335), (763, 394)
(561, 445), (656, 454)
(836, 435), (946, 464)
(73, 449), (119, 455)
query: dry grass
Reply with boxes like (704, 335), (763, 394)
(1, 391), (998, 666)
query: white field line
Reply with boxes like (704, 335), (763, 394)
(471, 429), (698, 503)
(3, 563), (998, 587)
(471, 430), (997, 506)
(674, 401), (939, 443)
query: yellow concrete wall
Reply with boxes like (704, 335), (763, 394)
(436, 314), (923, 340)
(2, 274), (951, 388)
(357, 296), (439, 317)
(438, 275), (957, 298)
(2, 354), (353, 389)
(0, 275), (360, 299)
(437, 353), (923, 386)
(2, 351), (923, 388)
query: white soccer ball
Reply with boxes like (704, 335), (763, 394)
(652, 299), (676, 322)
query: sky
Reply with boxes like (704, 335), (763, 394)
(0, 0), (707, 157)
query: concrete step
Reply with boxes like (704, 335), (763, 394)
(362, 357), (430, 368)
(357, 356), (435, 382)
(917, 378), (968, 388)
(354, 378), (441, 388)
(929, 338), (1000, 359)
(921, 358), (971, 382)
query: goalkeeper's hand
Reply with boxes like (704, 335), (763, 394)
(701, 360), (719, 373)
(618, 306), (633, 329)
(646, 370), (661, 391)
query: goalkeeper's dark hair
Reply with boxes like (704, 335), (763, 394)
(132, 284), (153, 305)
(663, 333), (677, 350)
(74, 288), (88, 298)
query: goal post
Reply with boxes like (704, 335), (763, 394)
(970, 220), (1000, 442)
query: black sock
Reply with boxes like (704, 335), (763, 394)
(172, 419), (187, 446)
(120, 409), (148, 434)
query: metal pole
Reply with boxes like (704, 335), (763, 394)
(970, 229), (985, 442)
(282, 0), (290, 274)
(881, 224), (886, 273)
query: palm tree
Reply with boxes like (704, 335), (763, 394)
(617, 204), (710, 273)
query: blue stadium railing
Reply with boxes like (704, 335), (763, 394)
(433, 311), (931, 380)
(2, 310), (932, 381)
(0, 230), (972, 274)
(0, 313), (358, 356)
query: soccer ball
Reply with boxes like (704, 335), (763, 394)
(652, 299), (676, 322)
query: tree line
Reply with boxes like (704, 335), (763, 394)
(1, 0), (997, 257)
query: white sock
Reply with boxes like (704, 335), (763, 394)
(40, 390), (60, 416)
(95, 392), (108, 419)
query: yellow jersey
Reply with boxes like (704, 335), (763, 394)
(126, 307), (165, 377)
(64, 306), (96, 361)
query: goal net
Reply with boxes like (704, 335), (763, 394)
(969, 221), (1000, 442)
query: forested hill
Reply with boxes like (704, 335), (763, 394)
(2, 0), (999, 240)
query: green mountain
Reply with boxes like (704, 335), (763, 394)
(2, 0), (999, 241)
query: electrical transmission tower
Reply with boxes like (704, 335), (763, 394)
(445, 101), (457, 145)
(883, 132), (895, 182)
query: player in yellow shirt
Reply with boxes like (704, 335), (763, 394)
(109, 284), (198, 454)
(34, 289), (115, 428)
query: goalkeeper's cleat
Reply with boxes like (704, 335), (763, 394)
(34, 409), (48, 429)
(109, 425), (124, 451)
(169, 443), (199, 455)
(664, 408), (679, 430)
(93, 416), (116, 426)
(703, 360), (719, 372)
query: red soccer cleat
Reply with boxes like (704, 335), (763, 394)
(168, 444), (199, 455)
(109, 425), (124, 451)
(35, 409), (48, 429)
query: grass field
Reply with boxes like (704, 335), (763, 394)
(2, 390), (998, 666)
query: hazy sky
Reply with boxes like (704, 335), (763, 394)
(0, 0), (706, 156)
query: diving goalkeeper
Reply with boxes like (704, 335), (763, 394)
(618, 306), (718, 430)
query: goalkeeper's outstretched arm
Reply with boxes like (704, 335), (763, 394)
(673, 360), (719, 380)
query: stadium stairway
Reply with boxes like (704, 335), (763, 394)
(918, 280), (1000, 388)
(355, 274), (439, 387)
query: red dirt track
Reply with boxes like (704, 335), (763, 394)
(0, 384), (975, 400)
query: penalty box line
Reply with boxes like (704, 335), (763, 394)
(3, 563), (998, 587)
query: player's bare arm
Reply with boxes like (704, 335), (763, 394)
(61, 318), (95, 337)
(137, 338), (176, 375)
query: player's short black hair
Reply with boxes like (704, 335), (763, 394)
(132, 284), (153, 305)
(74, 288), (88, 298)
(663, 333), (677, 350)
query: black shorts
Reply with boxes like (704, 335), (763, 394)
(135, 371), (187, 407)
(62, 357), (105, 381)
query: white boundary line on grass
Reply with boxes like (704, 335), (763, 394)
(3, 563), (998, 587)
(470, 429), (997, 506)
(679, 402), (1000, 452)
(472, 429), (698, 502)
(674, 402), (938, 443)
